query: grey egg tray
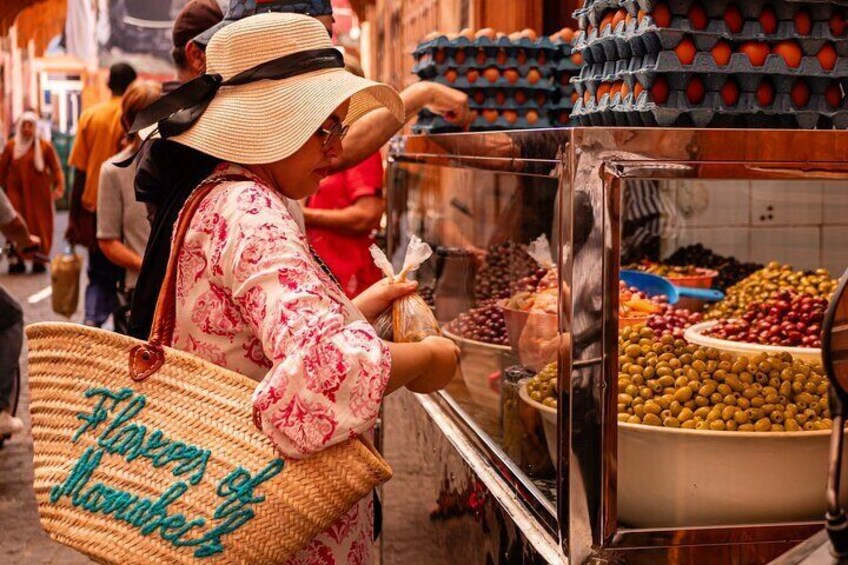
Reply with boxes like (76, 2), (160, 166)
(576, 0), (842, 29)
(576, 49), (848, 88)
(576, 19), (848, 65)
(428, 74), (557, 92)
(469, 94), (557, 111)
(414, 110), (556, 134)
(571, 88), (848, 128)
(413, 35), (560, 59)
(413, 60), (557, 81)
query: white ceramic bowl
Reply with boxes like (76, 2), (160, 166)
(684, 321), (823, 365)
(443, 327), (517, 414)
(519, 382), (848, 528)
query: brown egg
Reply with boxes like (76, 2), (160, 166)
(476, 49), (487, 65)
(791, 79), (811, 107)
(652, 3), (672, 27)
(738, 41), (769, 67)
(466, 68), (480, 83)
(600, 12), (616, 34)
(484, 67), (501, 83)
(711, 41), (732, 66)
(571, 52), (584, 65)
(557, 111), (570, 124)
(818, 43), (838, 71)
(526, 109), (540, 124)
(497, 48), (509, 65)
(459, 28), (475, 40)
(473, 90), (486, 104)
(495, 91), (507, 105)
(515, 90), (528, 105)
(634, 82), (645, 99)
(686, 75), (706, 104)
(424, 32), (440, 41)
(637, 10), (647, 24)
(504, 68), (520, 84)
(688, 3), (708, 31)
(475, 27), (497, 40)
(503, 110), (519, 124)
(454, 50), (467, 65)
(650, 76), (669, 104)
(583, 90), (592, 104)
(560, 28), (575, 42)
(831, 11), (847, 37)
(535, 92), (547, 106)
(526, 69), (542, 84)
(537, 51), (548, 65)
(724, 4), (744, 33)
(612, 80), (625, 99)
(772, 41), (803, 68)
(625, 12), (635, 27)
(826, 82), (843, 107)
(596, 83), (612, 102)
(613, 9), (628, 30)
(550, 31), (562, 42)
(620, 81), (631, 98)
(483, 109), (499, 123)
(560, 73), (571, 86)
(721, 79), (740, 106)
(759, 6), (778, 34)
(571, 91), (579, 103)
(445, 69), (458, 83)
(521, 28), (538, 40)
(674, 37), (697, 65)
(794, 9), (812, 35)
(508, 31), (523, 41)
(516, 49), (527, 65)
(435, 48), (447, 64)
(757, 79), (775, 106)
(467, 110), (479, 124)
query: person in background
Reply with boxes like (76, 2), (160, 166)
(304, 55), (385, 298)
(0, 188), (41, 435)
(0, 111), (64, 274)
(96, 81), (162, 333)
(128, 0), (471, 339)
(166, 0), (224, 93)
(66, 62), (137, 327)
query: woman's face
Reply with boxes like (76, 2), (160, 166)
(19, 120), (35, 141)
(256, 100), (349, 200)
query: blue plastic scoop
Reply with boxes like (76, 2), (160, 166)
(620, 269), (724, 305)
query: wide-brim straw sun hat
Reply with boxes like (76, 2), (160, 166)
(132, 12), (404, 164)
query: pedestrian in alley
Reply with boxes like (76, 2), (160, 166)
(130, 13), (459, 562)
(128, 0), (472, 339)
(0, 111), (65, 274)
(0, 188), (41, 435)
(96, 80), (161, 334)
(66, 62), (137, 327)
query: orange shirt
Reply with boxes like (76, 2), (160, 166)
(69, 96), (124, 212)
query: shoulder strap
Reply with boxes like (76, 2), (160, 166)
(128, 173), (251, 381)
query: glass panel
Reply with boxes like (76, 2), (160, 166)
(617, 177), (844, 529)
(387, 161), (568, 511)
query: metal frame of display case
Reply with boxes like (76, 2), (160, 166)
(387, 128), (848, 564)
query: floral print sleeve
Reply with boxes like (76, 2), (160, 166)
(180, 173), (391, 460)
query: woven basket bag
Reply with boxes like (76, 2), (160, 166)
(26, 177), (392, 564)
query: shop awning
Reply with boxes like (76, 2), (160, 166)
(2, 0), (67, 56)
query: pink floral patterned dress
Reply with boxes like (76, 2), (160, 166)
(172, 163), (390, 565)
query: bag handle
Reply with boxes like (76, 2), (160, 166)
(129, 174), (245, 381)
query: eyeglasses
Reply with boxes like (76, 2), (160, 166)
(316, 120), (349, 150)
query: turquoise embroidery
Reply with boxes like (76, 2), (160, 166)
(50, 386), (284, 558)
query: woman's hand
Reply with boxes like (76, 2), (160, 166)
(405, 336), (460, 394)
(354, 278), (418, 323)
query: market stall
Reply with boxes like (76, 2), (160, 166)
(380, 128), (848, 564)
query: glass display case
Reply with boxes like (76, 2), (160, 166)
(382, 128), (848, 564)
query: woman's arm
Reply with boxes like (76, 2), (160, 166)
(98, 239), (142, 271)
(303, 196), (384, 235)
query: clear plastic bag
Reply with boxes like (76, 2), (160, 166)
(370, 236), (441, 343)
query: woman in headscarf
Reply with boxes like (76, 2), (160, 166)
(0, 111), (64, 273)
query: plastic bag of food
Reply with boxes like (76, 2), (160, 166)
(50, 247), (82, 318)
(370, 237), (441, 342)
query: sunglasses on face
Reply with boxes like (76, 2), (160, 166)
(316, 119), (349, 150)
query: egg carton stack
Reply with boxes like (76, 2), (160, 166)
(552, 28), (584, 125)
(412, 31), (560, 133)
(571, 0), (848, 128)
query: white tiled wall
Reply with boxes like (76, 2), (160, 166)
(653, 179), (848, 272)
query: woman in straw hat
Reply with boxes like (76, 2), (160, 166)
(131, 12), (458, 564)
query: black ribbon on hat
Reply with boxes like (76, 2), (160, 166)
(130, 47), (344, 139)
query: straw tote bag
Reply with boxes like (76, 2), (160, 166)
(26, 176), (393, 564)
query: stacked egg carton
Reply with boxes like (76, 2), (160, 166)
(552, 28), (584, 125)
(571, 0), (848, 128)
(412, 32), (560, 132)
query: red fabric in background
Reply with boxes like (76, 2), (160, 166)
(306, 152), (384, 298)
